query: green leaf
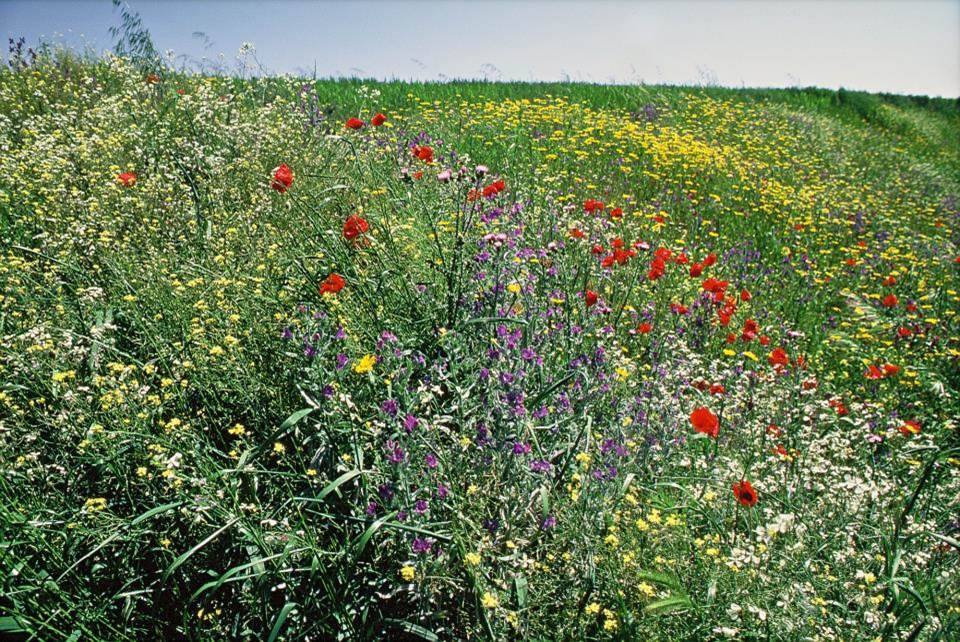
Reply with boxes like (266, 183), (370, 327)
(514, 575), (528, 608)
(383, 618), (439, 641)
(645, 595), (693, 615)
(267, 602), (298, 642)
(163, 518), (239, 582)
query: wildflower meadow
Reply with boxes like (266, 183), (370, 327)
(1, 40), (959, 642)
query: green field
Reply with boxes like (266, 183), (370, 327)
(1, 46), (959, 641)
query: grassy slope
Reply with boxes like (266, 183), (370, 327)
(1, 54), (959, 641)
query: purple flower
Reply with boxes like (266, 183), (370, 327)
(512, 441), (531, 456)
(414, 499), (428, 514)
(530, 459), (552, 473)
(381, 398), (399, 417)
(403, 413), (419, 433)
(412, 537), (432, 554)
(541, 515), (557, 530)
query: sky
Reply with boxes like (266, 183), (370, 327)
(2, 0), (959, 97)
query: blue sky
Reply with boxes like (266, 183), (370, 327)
(3, 1), (959, 97)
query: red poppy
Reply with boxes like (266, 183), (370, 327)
(702, 278), (728, 296)
(905, 302), (917, 312)
(882, 276), (896, 286)
(648, 256), (667, 281)
(569, 228), (585, 239)
(898, 420), (921, 437)
(609, 207), (623, 219)
(690, 406), (719, 438)
(116, 171), (137, 187)
(709, 383), (725, 395)
(703, 253), (717, 267)
(829, 398), (848, 416)
(882, 294), (898, 308)
(592, 244), (605, 255)
(726, 333), (737, 344)
(864, 364), (884, 380)
(766, 423), (782, 437)
(271, 163), (293, 192)
(689, 262), (703, 277)
(882, 363), (900, 377)
(732, 480), (758, 507)
(583, 199), (605, 213)
(740, 288), (752, 302)
(412, 145), (434, 163)
(371, 112), (387, 126)
(345, 117), (365, 130)
(741, 319), (759, 342)
(670, 302), (688, 315)
(636, 322), (652, 334)
(768, 347), (789, 367)
(319, 273), (346, 295)
(481, 179), (506, 198)
(342, 214), (369, 240)
(758, 335), (771, 346)
(897, 326), (912, 338)
(584, 290), (598, 307)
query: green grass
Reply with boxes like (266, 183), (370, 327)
(1, 48), (959, 641)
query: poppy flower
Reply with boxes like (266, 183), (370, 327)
(905, 302), (917, 312)
(882, 363), (900, 377)
(636, 322), (652, 334)
(690, 406), (719, 438)
(741, 319), (759, 342)
(898, 420), (921, 437)
(768, 347), (789, 367)
(342, 214), (369, 240)
(371, 112), (387, 126)
(758, 335), (771, 346)
(648, 256), (666, 280)
(709, 383), (725, 395)
(412, 145), (434, 163)
(732, 480), (758, 507)
(569, 228), (585, 239)
(116, 171), (137, 187)
(703, 253), (717, 267)
(882, 276), (896, 286)
(702, 278), (728, 295)
(481, 179), (506, 198)
(897, 326), (913, 338)
(584, 290), (598, 308)
(320, 273), (346, 295)
(609, 207), (623, 219)
(864, 364), (884, 380)
(740, 288), (752, 302)
(882, 294), (898, 308)
(584, 199), (605, 213)
(345, 117), (365, 130)
(689, 262), (703, 277)
(670, 302), (688, 315)
(271, 163), (293, 192)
